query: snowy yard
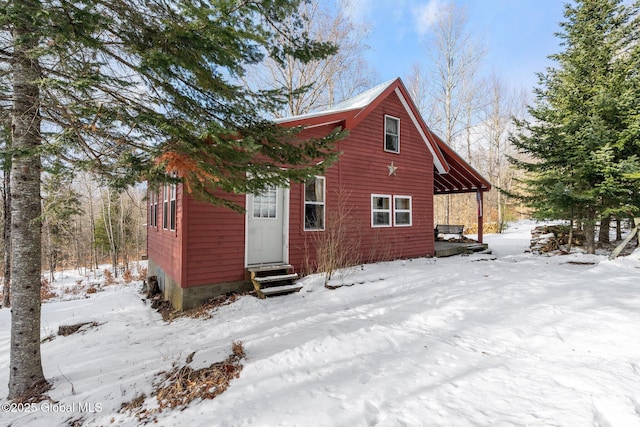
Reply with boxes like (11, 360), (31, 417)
(1, 221), (640, 426)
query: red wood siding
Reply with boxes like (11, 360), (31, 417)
(288, 92), (435, 272)
(148, 86), (437, 291)
(183, 193), (246, 287)
(147, 185), (184, 286)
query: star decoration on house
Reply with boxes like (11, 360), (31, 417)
(387, 161), (398, 176)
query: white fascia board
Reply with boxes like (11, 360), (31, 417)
(394, 88), (447, 174)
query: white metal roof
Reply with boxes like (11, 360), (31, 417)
(274, 79), (396, 124)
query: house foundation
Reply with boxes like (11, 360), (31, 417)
(148, 259), (252, 311)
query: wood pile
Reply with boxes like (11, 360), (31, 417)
(530, 225), (585, 254)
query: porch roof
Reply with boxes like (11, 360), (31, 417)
(430, 131), (491, 195)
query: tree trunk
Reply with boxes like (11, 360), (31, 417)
(497, 175), (503, 233)
(3, 155), (11, 308)
(8, 1), (49, 398)
(42, 200), (54, 283)
(85, 179), (99, 274)
(615, 216), (622, 240)
(102, 189), (119, 276)
(584, 223), (595, 254)
(598, 214), (610, 244)
(567, 216), (574, 253)
(584, 209), (597, 255)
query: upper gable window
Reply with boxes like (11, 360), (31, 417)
(384, 115), (400, 153)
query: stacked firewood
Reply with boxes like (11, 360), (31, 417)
(530, 225), (584, 253)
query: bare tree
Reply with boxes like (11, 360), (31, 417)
(245, 0), (376, 116)
(405, 63), (435, 123)
(413, 2), (486, 224)
(78, 173), (100, 274)
(422, 3), (485, 150)
(475, 74), (528, 231)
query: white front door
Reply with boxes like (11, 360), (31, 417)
(246, 185), (287, 265)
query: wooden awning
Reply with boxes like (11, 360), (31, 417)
(429, 131), (491, 195)
(428, 130), (491, 244)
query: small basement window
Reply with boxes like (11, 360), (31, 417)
(304, 176), (325, 231)
(384, 115), (400, 153)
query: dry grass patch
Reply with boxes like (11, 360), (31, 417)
(57, 321), (103, 337)
(153, 292), (248, 322)
(136, 267), (148, 281)
(120, 341), (245, 423)
(40, 278), (57, 301)
(156, 341), (245, 410)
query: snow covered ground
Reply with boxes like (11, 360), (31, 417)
(1, 221), (640, 426)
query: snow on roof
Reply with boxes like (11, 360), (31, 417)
(274, 78), (397, 124)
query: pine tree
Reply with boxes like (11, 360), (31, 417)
(510, 0), (640, 253)
(1, 0), (345, 399)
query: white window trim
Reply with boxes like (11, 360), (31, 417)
(371, 194), (392, 228)
(169, 183), (177, 231)
(384, 115), (400, 154)
(162, 184), (169, 230)
(150, 191), (157, 228)
(393, 195), (412, 227)
(304, 176), (326, 231)
(154, 192), (158, 228)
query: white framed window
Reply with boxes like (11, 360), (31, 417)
(384, 115), (400, 153)
(149, 191), (158, 228)
(304, 176), (325, 231)
(394, 196), (412, 226)
(253, 186), (278, 219)
(169, 183), (176, 231)
(371, 194), (392, 227)
(162, 184), (169, 229)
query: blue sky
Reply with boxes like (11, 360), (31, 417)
(340, 0), (568, 94)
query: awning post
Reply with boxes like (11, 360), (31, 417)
(476, 190), (484, 244)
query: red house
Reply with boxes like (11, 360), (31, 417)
(147, 78), (490, 310)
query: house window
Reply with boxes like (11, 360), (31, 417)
(162, 184), (169, 229)
(253, 186), (277, 219)
(169, 183), (176, 231)
(371, 195), (391, 227)
(149, 191), (158, 228)
(371, 194), (413, 228)
(394, 196), (412, 226)
(384, 115), (400, 153)
(304, 176), (325, 231)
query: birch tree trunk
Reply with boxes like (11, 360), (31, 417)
(8, 0), (48, 398)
